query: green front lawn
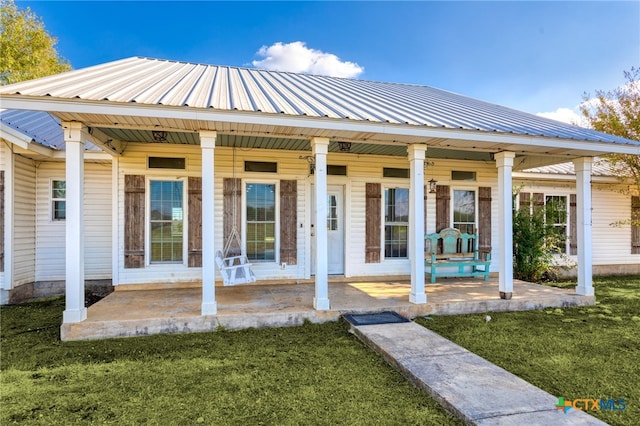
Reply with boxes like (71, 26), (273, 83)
(1, 298), (460, 425)
(416, 275), (640, 426)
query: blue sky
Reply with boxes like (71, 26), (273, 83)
(16, 1), (640, 123)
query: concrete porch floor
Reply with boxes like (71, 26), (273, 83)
(61, 277), (594, 341)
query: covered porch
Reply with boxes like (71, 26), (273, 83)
(61, 277), (594, 340)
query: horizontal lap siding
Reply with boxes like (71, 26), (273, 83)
(516, 182), (638, 265)
(35, 162), (113, 281)
(13, 156), (36, 285)
(117, 144), (308, 284)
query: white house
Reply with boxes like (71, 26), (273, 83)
(1, 57), (639, 326)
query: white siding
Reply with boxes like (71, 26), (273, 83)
(0, 144), (7, 288)
(514, 180), (640, 267)
(115, 144), (511, 285)
(35, 161), (113, 281)
(116, 144), (310, 285)
(13, 155), (36, 286)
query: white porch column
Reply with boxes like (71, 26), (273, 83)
(312, 137), (330, 310)
(408, 144), (427, 304)
(63, 122), (87, 323)
(200, 131), (218, 315)
(1, 147), (14, 304)
(495, 151), (515, 299)
(574, 157), (594, 296)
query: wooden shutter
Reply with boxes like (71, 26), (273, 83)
(280, 180), (297, 265)
(569, 194), (577, 255)
(0, 171), (4, 272)
(533, 193), (545, 213)
(435, 185), (450, 232)
(365, 183), (381, 263)
(632, 196), (640, 254)
(223, 178), (241, 257)
(124, 175), (145, 268)
(478, 187), (492, 254)
(188, 177), (202, 267)
(519, 192), (530, 211)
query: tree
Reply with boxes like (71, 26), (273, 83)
(0, 0), (71, 85)
(580, 67), (640, 190)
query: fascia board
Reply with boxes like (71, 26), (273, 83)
(3, 96), (640, 156)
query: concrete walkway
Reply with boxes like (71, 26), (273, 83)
(349, 320), (607, 426)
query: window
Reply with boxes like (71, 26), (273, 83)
(327, 194), (338, 231)
(453, 189), (476, 234)
(383, 168), (409, 179)
(451, 171), (476, 181)
(150, 180), (184, 263)
(245, 161), (277, 173)
(51, 180), (66, 220)
(148, 157), (186, 169)
(384, 187), (409, 258)
(246, 183), (276, 261)
(545, 195), (568, 253)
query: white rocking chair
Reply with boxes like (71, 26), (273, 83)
(215, 250), (257, 286)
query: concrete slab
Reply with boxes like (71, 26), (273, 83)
(61, 278), (595, 340)
(351, 321), (607, 426)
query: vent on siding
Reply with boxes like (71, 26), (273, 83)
(148, 157), (186, 169)
(245, 161), (277, 173)
(383, 168), (409, 178)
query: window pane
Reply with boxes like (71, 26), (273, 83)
(246, 183), (276, 261)
(53, 201), (66, 220)
(453, 190), (476, 233)
(384, 188), (409, 258)
(150, 181), (183, 263)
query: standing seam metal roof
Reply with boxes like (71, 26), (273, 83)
(1, 56), (638, 145)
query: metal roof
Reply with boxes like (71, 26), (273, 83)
(521, 158), (626, 177)
(1, 56), (638, 147)
(0, 109), (63, 149)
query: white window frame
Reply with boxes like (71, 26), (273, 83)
(544, 194), (569, 255)
(451, 187), (478, 234)
(145, 177), (187, 266)
(51, 179), (66, 221)
(242, 179), (280, 263)
(383, 185), (410, 260)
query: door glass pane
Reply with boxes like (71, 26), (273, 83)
(150, 180), (183, 263)
(453, 190), (476, 234)
(327, 195), (338, 231)
(246, 183), (276, 261)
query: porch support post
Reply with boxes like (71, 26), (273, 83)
(62, 122), (87, 323)
(574, 157), (594, 296)
(1, 146), (14, 304)
(495, 151), (515, 300)
(200, 131), (218, 315)
(312, 137), (330, 310)
(408, 144), (427, 304)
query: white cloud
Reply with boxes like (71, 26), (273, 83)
(536, 107), (586, 126)
(252, 41), (364, 78)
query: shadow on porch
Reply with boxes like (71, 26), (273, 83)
(61, 277), (594, 341)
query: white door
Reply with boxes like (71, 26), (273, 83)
(311, 185), (345, 275)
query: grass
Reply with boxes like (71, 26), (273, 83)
(0, 298), (460, 425)
(415, 275), (640, 426)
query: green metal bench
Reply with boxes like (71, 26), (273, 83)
(424, 227), (491, 283)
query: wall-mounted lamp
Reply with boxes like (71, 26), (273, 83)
(152, 130), (168, 142)
(337, 141), (352, 152)
(429, 178), (438, 193)
(425, 160), (437, 193)
(299, 155), (316, 175)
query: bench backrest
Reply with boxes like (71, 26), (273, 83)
(425, 227), (477, 255)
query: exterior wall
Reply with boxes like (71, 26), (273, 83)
(515, 179), (640, 275)
(115, 144), (503, 285)
(0, 144), (7, 293)
(13, 155), (36, 286)
(35, 161), (112, 281)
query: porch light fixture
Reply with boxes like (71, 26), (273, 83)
(429, 178), (438, 193)
(337, 141), (352, 152)
(299, 155), (316, 175)
(152, 130), (168, 142)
